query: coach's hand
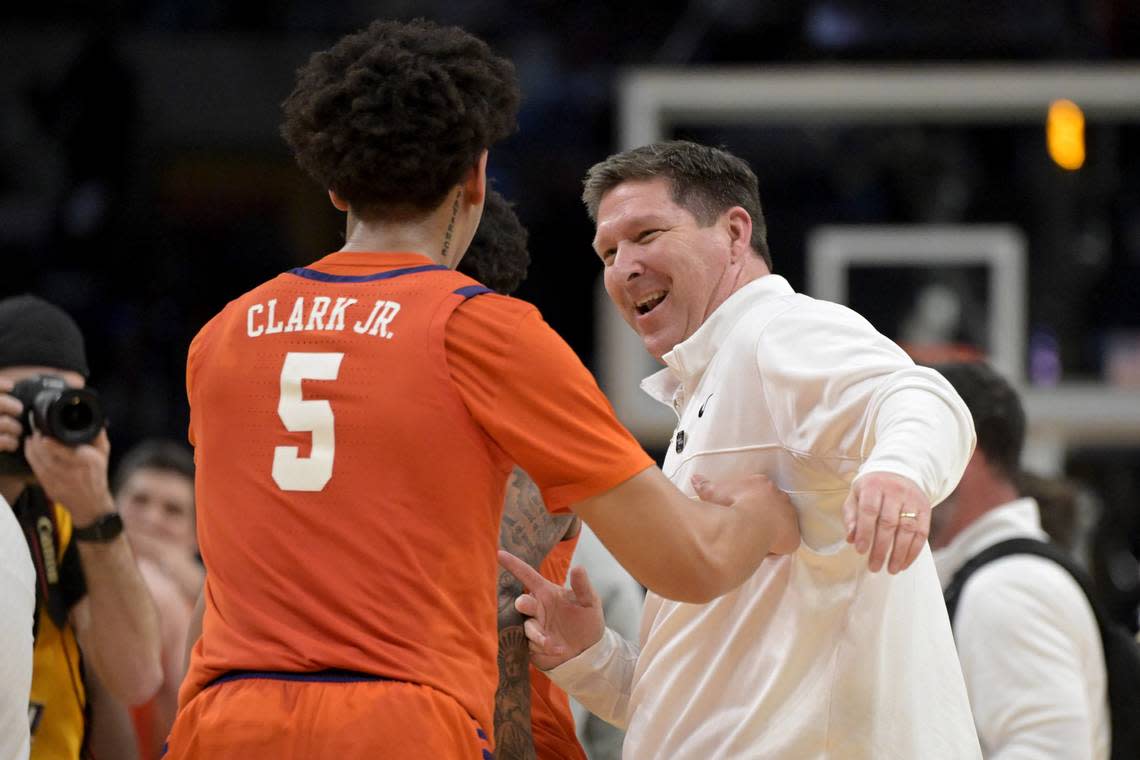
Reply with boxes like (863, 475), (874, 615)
(843, 472), (930, 574)
(498, 550), (605, 671)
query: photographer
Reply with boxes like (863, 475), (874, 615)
(0, 294), (161, 759)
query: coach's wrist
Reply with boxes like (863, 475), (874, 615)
(543, 626), (612, 675)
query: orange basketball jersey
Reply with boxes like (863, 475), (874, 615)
(531, 535), (588, 760)
(179, 251), (652, 746)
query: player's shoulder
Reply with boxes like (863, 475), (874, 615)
(451, 287), (540, 329)
(199, 271), (300, 328)
(445, 290), (554, 371)
(187, 273), (295, 361)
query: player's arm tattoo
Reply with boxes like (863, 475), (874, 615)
(493, 625), (536, 760)
(494, 468), (576, 759)
(497, 467), (576, 629)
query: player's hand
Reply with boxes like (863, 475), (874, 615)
(843, 472), (929, 574)
(692, 473), (800, 555)
(24, 429), (115, 525)
(0, 378), (24, 454)
(498, 550), (605, 672)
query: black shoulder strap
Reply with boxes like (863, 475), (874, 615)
(945, 537), (1110, 633)
(943, 535), (1103, 624)
(14, 487), (86, 632)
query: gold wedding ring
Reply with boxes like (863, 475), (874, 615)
(900, 511), (918, 519)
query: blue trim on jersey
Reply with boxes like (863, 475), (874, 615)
(288, 263), (448, 283)
(453, 284), (493, 299)
(206, 669), (393, 687)
(196, 669), (490, 753)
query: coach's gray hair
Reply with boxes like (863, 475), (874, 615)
(581, 140), (772, 269)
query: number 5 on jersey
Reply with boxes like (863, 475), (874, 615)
(272, 352), (344, 491)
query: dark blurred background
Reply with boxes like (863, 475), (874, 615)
(2, 0), (1139, 624)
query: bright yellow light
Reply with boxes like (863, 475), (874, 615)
(1047, 99), (1085, 171)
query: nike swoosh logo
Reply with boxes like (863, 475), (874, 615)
(698, 393), (713, 417)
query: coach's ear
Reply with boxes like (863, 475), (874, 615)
(328, 189), (349, 212)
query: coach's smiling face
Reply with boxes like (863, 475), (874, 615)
(593, 177), (759, 362)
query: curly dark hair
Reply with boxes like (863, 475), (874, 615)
(281, 19), (519, 218)
(457, 188), (529, 295)
(931, 361), (1026, 481)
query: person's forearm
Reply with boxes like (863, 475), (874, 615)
(495, 467), (573, 630)
(575, 468), (780, 603)
(499, 468), (576, 572)
(859, 371), (975, 504)
(492, 624), (536, 760)
(493, 568), (536, 757)
(670, 494), (779, 601)
(493, 469), (572, 757)
(75, 536), (162, 705)
(546, 627), (638, 729)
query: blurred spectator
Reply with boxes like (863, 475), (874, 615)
(113, 439), (201, 760)
(114, 440), (201, 604)
(931, 361), (1109, 760)
(0, 294), (161, 760)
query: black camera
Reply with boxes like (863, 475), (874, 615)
(0, 374), (105, 476)
(11, 374), (104, 445)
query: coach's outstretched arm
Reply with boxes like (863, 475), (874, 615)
(572, 468), (799, 604)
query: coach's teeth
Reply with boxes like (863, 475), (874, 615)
(635, 291), (668, 315)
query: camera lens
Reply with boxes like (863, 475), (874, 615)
(35, 387), (104, 445)
(59, 396), (95, 433)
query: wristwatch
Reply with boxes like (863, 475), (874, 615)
(73, 512), (124, 543)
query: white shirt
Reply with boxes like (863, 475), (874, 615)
(934, 498), (1110, 760)
(550, 275), (981, 759)
(1, 494), (35, 760)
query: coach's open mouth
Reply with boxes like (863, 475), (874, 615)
(635, 290), (668, 316)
